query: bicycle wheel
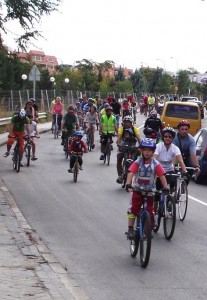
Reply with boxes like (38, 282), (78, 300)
(64, 138), (69, 159)
(16, 149), (21, 173)
(54, 125), (58, 139)
(107, 145), (111, 166)
(25, 144), (31, 167)
(130, 231), (139, 258)
(13, 149), (17, 170)
(87, 131), (92, 151)
(153, 199), (162, 233)
(139, 212), (151, 268)
(178, 181), (188, 221)
(73, 162), (79, 183)
(122, 162), (127, 189)
(163, 194), (176, 240)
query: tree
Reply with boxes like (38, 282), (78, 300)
(177, 70), (190, 95)
(0, 0), (61, 50)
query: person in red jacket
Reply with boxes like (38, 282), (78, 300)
(68, 130), (88, 173)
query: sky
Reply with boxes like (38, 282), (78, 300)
(2, 0), (207, 74)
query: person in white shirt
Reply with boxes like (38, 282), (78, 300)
(153, 127), (187, 193)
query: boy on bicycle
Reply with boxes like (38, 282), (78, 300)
(125, 138), (168, 239)
(68, 131), (88, 173)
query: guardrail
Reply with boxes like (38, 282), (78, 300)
(0, 112), (48, 126)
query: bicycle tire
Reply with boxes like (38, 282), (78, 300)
(64, 138), (69, 159)
(107, 145), (111, 166)
(25, 144), (31, 167)
(54, 125), (58, 139)
(87, 131), (92, 151)
(73, 162), (79, 183)
(178, 181), (188, 221)
(139, 212), (151, 268)
(13, 149), (17, 170)
(130, 234), (139, 258)
(122, 162), (127, 189)
(16, 149), (21, 173)
(163, 194), (176, 240)
(153, 199), (162, 233)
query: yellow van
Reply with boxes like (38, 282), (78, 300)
(160, 101), (201, 136)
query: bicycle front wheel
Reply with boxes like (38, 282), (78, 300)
(153, 199), (162, 233)
(178, 181), (188, 221)
(54, 125), (58, 139)
(106, 146), (111, 166)
(163, 194), (176, 240)
(25, 145), (31, 167)
(139, 212), (151, 268)
(13, 149), (17, 170)
(130, 234), (139, 258)
(16, 149), (21, 173)
(73, 162), (79, 183)
(87, 131), (92, 151)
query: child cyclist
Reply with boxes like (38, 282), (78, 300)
(68, 130), (88, 173)
(125, 138), (168, 239)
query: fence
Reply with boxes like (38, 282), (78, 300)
(0, 89), (139, 113)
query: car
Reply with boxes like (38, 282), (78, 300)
(161, 101), (201, 136)
(187, 99), (204, 119)
(193, 128), (207, 184)
(180, 96), (199, 102)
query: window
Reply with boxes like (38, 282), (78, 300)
(166, 104), (198, 119)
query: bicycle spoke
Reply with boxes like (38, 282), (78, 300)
(163, 195), (176, 240)
(139, 212), (151, 268)
(178, 181), (188, 221)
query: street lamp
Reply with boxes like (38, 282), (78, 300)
(156, 58), (166, 72)
(64, 78), (70, 102)
(21, 74), (27, 104)
(50, 77), (56, 99)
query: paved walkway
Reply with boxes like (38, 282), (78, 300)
(0, 123), (88, 299)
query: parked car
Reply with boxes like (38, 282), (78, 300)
(193, 128), (207, 184)
(180, 96), (199, 102)
(187, 99), (204, 119)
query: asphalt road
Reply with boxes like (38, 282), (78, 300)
(1, 114), (207, 300)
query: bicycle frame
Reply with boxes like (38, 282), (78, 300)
(72, 154), (82, 183)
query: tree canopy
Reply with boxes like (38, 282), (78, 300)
(0, 0), (61, 50)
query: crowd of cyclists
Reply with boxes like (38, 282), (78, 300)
(3, 93), (201, 239)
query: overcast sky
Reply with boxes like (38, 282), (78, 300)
(2, 0), (207, 74)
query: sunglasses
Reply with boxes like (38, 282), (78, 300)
(164, 135), (173, 139)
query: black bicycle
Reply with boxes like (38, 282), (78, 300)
(24, 136), (32, 167)
(86, 124), (94, 152)
(63, 131), (73, 159)
(153, 189), (176, 240)
(11, 136), (22, 172)
(69, 152), (82, 183)
(102, 134), (113, 166)
(52, 114), (59, 139)
(120, 145), (137, 188)
(127, 188), (154, 268)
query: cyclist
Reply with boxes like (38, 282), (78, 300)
(30, 98), (39, 122)
(110, 98), (121, 128)
(68, 131), (88, 173)
(83, 98), (94, 113)
(99, 106), (118, 160)
(121, 98), (131, 118)
(153, 127), (188, 194)
(125, 138), (168, 239)
(24, 100), (35, 120)
(100, 102), (110, 116)
(84, 105), (99, 149)
(144, 110), (164, 136)
(116, 116), (141, 184)
(61, 105), (80, 146)
(3, 109), (30, 166)
(130, 97), (137, 123)
(50, 96), (64, 132)
(173, 120), (200, 183)
(147, 93), (155, 114)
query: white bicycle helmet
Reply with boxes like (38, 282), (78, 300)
(150, 110), (157, 118)
(123, 115), (133, 123)
(19, 109), (26, 119)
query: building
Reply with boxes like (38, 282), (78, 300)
(17, 50), (58, 74)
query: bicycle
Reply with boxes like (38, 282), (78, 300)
(85, 123), (95, 151)
(11, 136), (22, 172)
(24, 136), (32, 167)
(127, 187), (155, 268)
(119, 145), (137, 189)
(102, 134), (113, 166)
(52, 114), (59, 139)
(153, 188), (176, 240)
(172, 166), (194, 221)
(70, 152), (82, 183)
(63, 131), (73, 159)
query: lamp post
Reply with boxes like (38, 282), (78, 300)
(21, 74), (27, 105)
(64, 78), (70, 102)
(156, 58), (166, 72)
(50, 76), (56, 99)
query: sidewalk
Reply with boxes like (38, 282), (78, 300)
(0, 123), (88, 300)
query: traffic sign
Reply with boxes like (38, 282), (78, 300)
(29, 65), (40, 81)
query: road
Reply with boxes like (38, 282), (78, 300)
(1, 114), (207, 300)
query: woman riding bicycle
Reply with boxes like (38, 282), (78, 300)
(84, 105), (99, 149)
(153, 127), (188, 195)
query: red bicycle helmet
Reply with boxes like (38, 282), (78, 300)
(177, 120), (190, 128)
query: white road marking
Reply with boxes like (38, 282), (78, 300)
(189, 195), (207, 206)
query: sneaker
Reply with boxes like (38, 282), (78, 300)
(20, 161), (24, 167)
(91, 144), (95, 149)
(3, 152), (9, 157)
(127, 227), (134, 240)
(100, 154), (104, 160)
(68, 169), (73, 173)
(31, 156), (38, 161)
(116, 176), (123, 184)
